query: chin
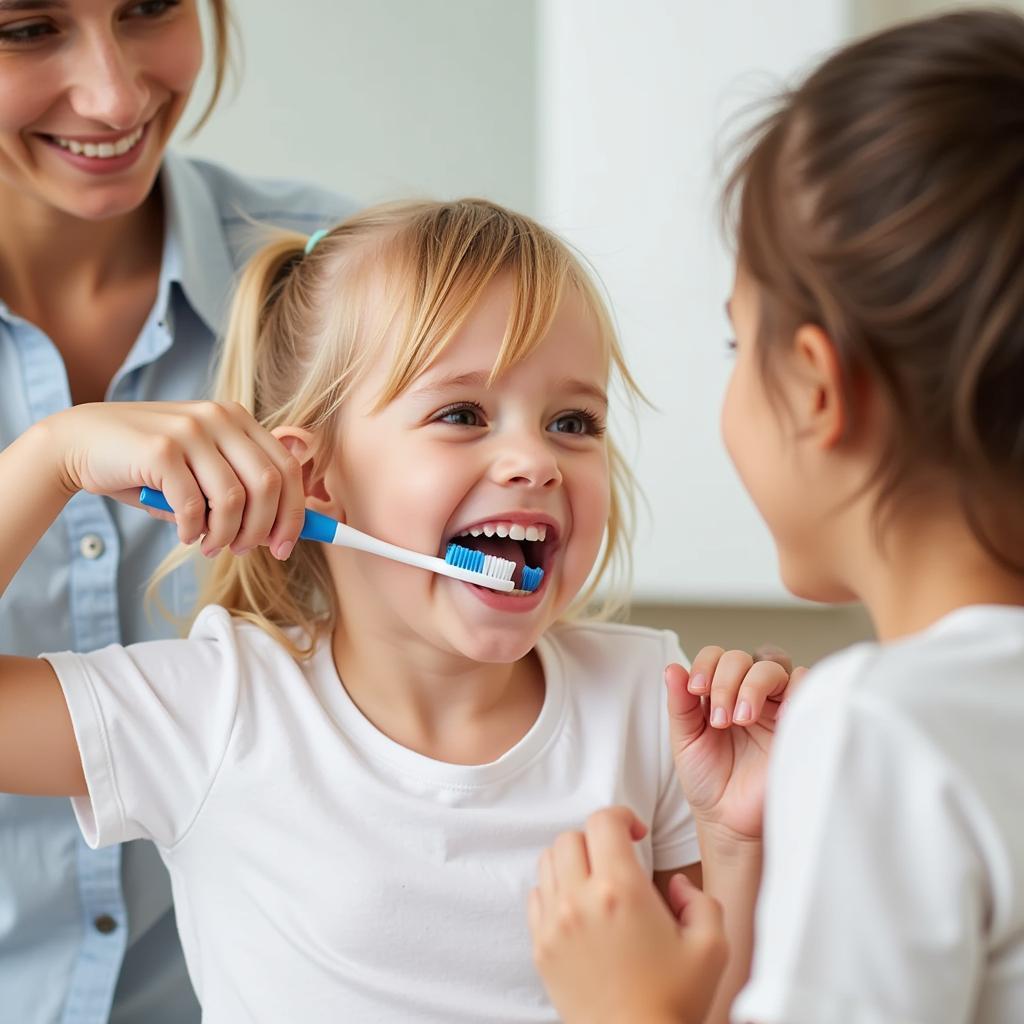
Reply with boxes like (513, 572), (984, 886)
(454, 631), (539, 665)
(65, 180), (159, 221)
(779, 562), (856, 605)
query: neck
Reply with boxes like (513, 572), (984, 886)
(850, 504), (1024, 641)
(0, 180), (163, 318)
(330, 600), (545, 766)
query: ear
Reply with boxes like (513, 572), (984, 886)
(272, 426), (345, 520)
(791, 324), (846, 448)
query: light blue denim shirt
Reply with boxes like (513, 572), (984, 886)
(0, 152), (354, 1024)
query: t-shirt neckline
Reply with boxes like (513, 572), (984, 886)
(307, 631), (567, 789)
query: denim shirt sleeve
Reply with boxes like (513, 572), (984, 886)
(0, 152), (357, 1024)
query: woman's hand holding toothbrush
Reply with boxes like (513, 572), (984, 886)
(33, 401), (304, 559)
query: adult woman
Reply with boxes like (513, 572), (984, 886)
(0, 2), (352, 1020)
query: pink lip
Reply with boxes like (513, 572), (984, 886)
(456, 566), (551, 614)
(38, 120), (151, 176)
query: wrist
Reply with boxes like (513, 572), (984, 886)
(696, 820), (763, 866)
(25, 412), (80, 500)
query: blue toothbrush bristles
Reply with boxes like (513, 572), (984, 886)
(520, 565), (544, 593)
(445, 543), (486, 573)
(444, 543), (543, 593)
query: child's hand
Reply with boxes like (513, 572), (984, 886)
(529, 807), (727, 1024)
(45, 401), (305, 560)
(667, 647), (808, 841)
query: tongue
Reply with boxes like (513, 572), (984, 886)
(462, 536), (526, 583)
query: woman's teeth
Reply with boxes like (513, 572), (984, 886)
(52, 125), (145, 159)
(455, 522), (548, 542)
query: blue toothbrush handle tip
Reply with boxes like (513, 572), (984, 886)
(139, 487), (173, 513)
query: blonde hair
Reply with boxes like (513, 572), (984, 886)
(160, 199), (642, 657)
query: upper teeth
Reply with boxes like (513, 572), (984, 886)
(53, 125), (144, 159)
(456, 522), (548, 542)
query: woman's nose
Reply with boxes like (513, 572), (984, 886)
(66, 35), (149, 130)
(489, 435), (563, 490)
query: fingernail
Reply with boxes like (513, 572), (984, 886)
(233, 546), (253, 557)
(275, 540), (295, 561)
(688, 673), (707, 693)
(734, 700), (752, 723)
(204, 547), (222, 559)
(711, 706), (727, 727)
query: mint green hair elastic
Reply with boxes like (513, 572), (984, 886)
(304, 228), (329, 255)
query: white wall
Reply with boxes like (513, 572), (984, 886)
(537, 0), (848, 602)
(178, 0), (538, 211)
(179, 0), (855, 604)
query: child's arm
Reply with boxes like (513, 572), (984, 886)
(0, 422), (87, 795)
(530, 807), (727, 1024)
(665, 651), (806, 1023)
(0, 402), (305, 797)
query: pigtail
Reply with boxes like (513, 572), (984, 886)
(149, 230), (337, 658)
(215, 233), (307, 417)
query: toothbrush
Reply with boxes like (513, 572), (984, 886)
(138, 488), (544, 594)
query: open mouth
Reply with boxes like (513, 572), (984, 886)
(443, 517), (559, 597)
(40, 121), (148, 160)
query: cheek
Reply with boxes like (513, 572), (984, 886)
(720, 372), (748, 477)
(0, 68), (64, 133)
(345, 438), (469, 547)
(565, 453), (611, 567)
(145, 14), (205, 97)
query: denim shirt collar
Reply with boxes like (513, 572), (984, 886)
(161, 150), (235, 335)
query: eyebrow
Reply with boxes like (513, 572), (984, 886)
(411, 370), (608, 407)
(0, 1), (65, 10)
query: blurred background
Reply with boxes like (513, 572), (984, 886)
(176, 0), (1017, 665)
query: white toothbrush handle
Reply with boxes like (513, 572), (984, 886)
(329, 522), (514, 591)
(136, 490), (515, 593)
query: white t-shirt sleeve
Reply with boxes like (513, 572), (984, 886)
(651, 632), (700, 870)
(42, 606), (244, 850)
(732, 649), (988, 1024)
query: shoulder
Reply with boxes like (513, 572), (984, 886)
(541, 620), (683, 698)
(545, 619), (682, 667)
(185, 605), (307, 676)
(163, 152), (360, 270)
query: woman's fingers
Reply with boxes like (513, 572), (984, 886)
(154, 402), (304, 559)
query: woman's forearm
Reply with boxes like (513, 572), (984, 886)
(0, 421), (74, 600)
(698, 828), (762, 1024)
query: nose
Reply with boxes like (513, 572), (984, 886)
(67, 32), (148, 130)
(489, 432), (563, 491)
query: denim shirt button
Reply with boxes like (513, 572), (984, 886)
(79, 534), (106, 560)
(93, 914), (118, 935)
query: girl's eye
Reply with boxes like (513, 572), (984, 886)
(725, 337), (738, 354)
(548, 409), (605, 437)
(0, 20), (57, 44)
(435, 402), (486, 428)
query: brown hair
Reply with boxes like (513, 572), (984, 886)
(156, 199), (641, 656)
(190, 0), (236, 135)
(725, 8), (1024, 569)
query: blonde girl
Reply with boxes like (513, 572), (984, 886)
(0, 197), (788, 1021)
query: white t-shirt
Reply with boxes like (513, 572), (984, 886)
(733, 604), (1024, 1024)
(45, 606), (698, 1023)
